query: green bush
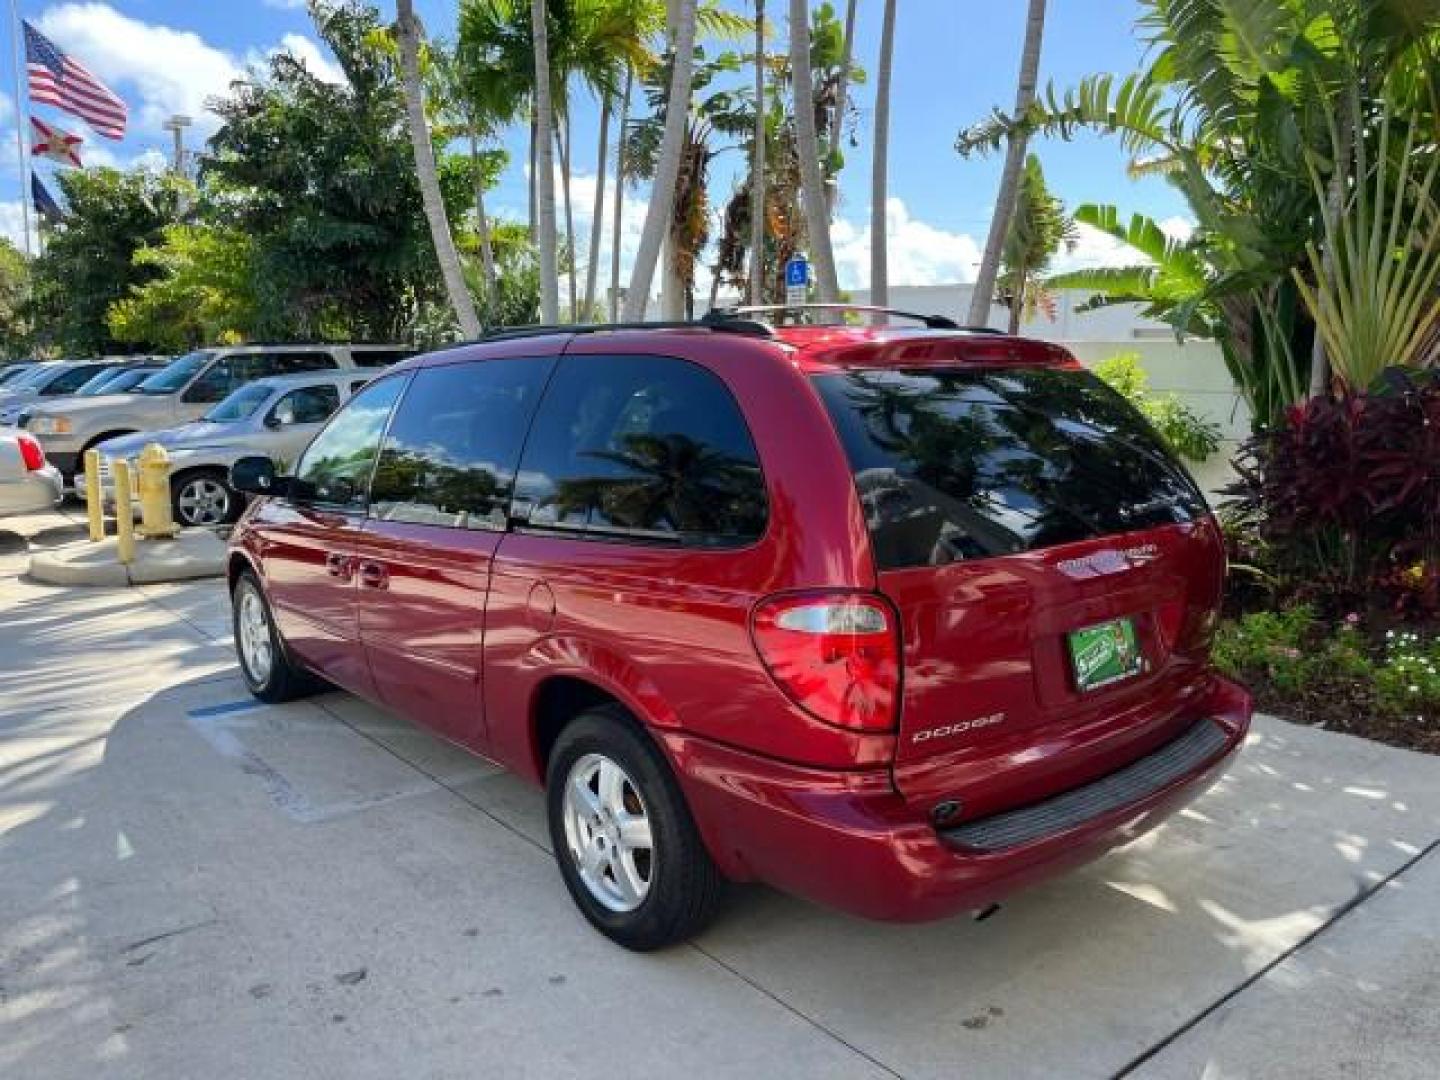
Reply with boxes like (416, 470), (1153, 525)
(1375, 630), (1440, 717)
(1094, 352), (1222, 464)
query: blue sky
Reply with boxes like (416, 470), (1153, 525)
(2, 1), (1191, 285)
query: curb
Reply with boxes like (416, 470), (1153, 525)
(28, 532), (227, 587)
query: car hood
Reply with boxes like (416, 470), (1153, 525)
(98, 421), (248, 457)
(24, 392), (147, 418)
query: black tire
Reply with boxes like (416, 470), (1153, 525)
(546, 706), (725, 950)
(231, 569), (315, 703)
(172, 467), (243, 527)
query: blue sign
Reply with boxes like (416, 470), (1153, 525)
(785, 256), (809, 289)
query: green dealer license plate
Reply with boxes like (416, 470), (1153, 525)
(1068, 617), (1144, 692)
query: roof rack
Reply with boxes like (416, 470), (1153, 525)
(709, 303), (1004, 333)
(477, 316), (774, 344)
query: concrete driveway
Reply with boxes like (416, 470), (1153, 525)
(2, 510), (1438, 1079)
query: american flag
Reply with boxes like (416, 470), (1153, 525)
(24, 21), (127, 141)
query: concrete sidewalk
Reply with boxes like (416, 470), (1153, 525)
(2, 508), (1438, 1079)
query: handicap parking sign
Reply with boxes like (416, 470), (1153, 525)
(785, 256), (809, 288)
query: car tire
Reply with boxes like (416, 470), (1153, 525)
(173, 468), (242, 527)
(232, 570), (315, 703)
(546, 706), (725, 950)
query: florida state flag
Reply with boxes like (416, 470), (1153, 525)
(31, 117), (83, 167)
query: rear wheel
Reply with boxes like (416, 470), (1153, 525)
(546, 707), (724, 950)
(173, 468), (241, 527)
(232, 570), (314, 703)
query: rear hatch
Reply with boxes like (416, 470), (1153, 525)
(814, 362), (1224, 818)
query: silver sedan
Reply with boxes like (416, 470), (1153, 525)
(0, 428), (64, 517)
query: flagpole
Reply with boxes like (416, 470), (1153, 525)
(8, 0), (31, 257)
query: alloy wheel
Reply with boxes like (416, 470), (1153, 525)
(561, 752), (655, 913)
(237, 587), (274, 686)
(177, 477), (232, 526)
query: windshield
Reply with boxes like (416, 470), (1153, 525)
(7, 364), (56, 389)
(203, 381), (273, 422)
(80, 367), (155, 396)
(0, 365), (35, 387)
(135, 351), (215, 395)
(74, 367), (123, 395)
(815, 366), (1207, 570)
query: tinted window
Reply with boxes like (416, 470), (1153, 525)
(252, 352), (339, 377)
(292, 376), (407, 509)
(514, 355), (767, 545)
(272, 384), (340, 425)
(203, 382), (274, 422)
(182, 357), (242, 403)
(41, 364), (109, 395)
(370, 359), (552, 530)
(351, 348), (414, 369)
(815, 367), (1207, 570)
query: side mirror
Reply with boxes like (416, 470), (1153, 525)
(263, 413), (282, 430)
(231, 455), (287, 497)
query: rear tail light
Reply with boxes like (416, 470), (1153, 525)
(751, 592), (900, 731)
(17, 435), (45, 472)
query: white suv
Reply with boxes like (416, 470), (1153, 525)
(23, 343), (413, 482)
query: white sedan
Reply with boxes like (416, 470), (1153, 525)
(0, 428), (64, 517)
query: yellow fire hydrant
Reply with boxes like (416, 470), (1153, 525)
(136, 443), (179, 539)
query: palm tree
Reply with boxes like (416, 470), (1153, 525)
(531, 0), (560, 322)
(610, 68), (633, 320)
(749, 0), (766, 304)
(967, 0), (1047, 326)
(824, 0), (857, 221)
(870, 0), (895, 309)
(997, 154), (1076, 334)
(623, 0), (699, 320)
(396, 0), (482, 337)
(789, 0), (839, 304)
(584, 93), (612, 318)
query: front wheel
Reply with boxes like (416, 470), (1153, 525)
(546, 707), (724, 950)
(173, 469), (242, 527)
(232, 570), (315, 703)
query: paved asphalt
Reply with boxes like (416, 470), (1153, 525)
(2, 509), (1437, 1079)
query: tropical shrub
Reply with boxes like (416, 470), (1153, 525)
(1227, 368), (1440, 610)
(1094, 352), (1220, 464)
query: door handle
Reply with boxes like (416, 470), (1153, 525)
(359, 561), (389, 589)
(325, 552), (352, 580)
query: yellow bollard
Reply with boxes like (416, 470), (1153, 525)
(136, 443), (179, 539)
(83, 448), (104, 542)
(112, 459), (136, 565)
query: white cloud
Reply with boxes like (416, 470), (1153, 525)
(35, 3), (344, 143)
(0, 92), (12, 125)
(269, 33), (346, 87)
(831, 198), (984, 290)
(1050, 214), (1198, 276)
(0, 199), (34, 252)
(263, 0), (311, 9)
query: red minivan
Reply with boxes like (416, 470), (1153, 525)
(227, 311), (1251, 950)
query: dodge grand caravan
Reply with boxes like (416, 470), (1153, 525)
(225, 312), (1252, 950)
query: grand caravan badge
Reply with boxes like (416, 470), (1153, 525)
(1056, 543), (1160, 580)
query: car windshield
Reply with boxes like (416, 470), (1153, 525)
(105, 369), (162, 394)
(7, 364), (56, 389)
(74, 367), (125, 396)
(0, 366), (35, 387)
(202, 381), (273, 422)
(135, 351), (215, 394)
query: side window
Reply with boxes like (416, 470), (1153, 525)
(182, 358), (240, 403)
(513, 355), (767, 545)
(246, 352), (338, 380)
(369, 358), (553, 530)
(271, 385), (340, 427)
(291, 376), (407, 509)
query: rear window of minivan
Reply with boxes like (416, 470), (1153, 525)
(815, 366), (1207, 570)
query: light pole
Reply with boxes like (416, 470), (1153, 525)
(162, 114), (192, 175)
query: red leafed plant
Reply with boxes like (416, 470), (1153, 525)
(1227, 368), (1440, 616)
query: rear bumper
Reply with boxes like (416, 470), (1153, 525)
(663, 675), (1252, 922)
(0, 466), (64, 517)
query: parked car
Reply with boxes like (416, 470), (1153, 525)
(72, 362), (168, 398)
(0, 428), (63, 517)
(24, 343), (413, 483)
(226, 314), (1252, 950)
(0, 363), (39, 389)
(96, 371), (373, 526)
(0, 359), (121, 425)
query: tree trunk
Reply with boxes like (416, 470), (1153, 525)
(623, 0), (699, 321)
(470, 130), (498, 311)
(584, 97), (611, 319)
(790, 0), (840, 304)
(528, 112), (538, 241)
(749, 0), (766, 305)
(610, 69), (632, 322)
(824, 0), (857, 221)
(396, 0), (480, 339)
(557, 118), (578, 320)
(531, 0), (560, 323)
(870, 0), (895, 311)
(968, 0), (1047, 327)
(1309, 116), (1352, 399)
